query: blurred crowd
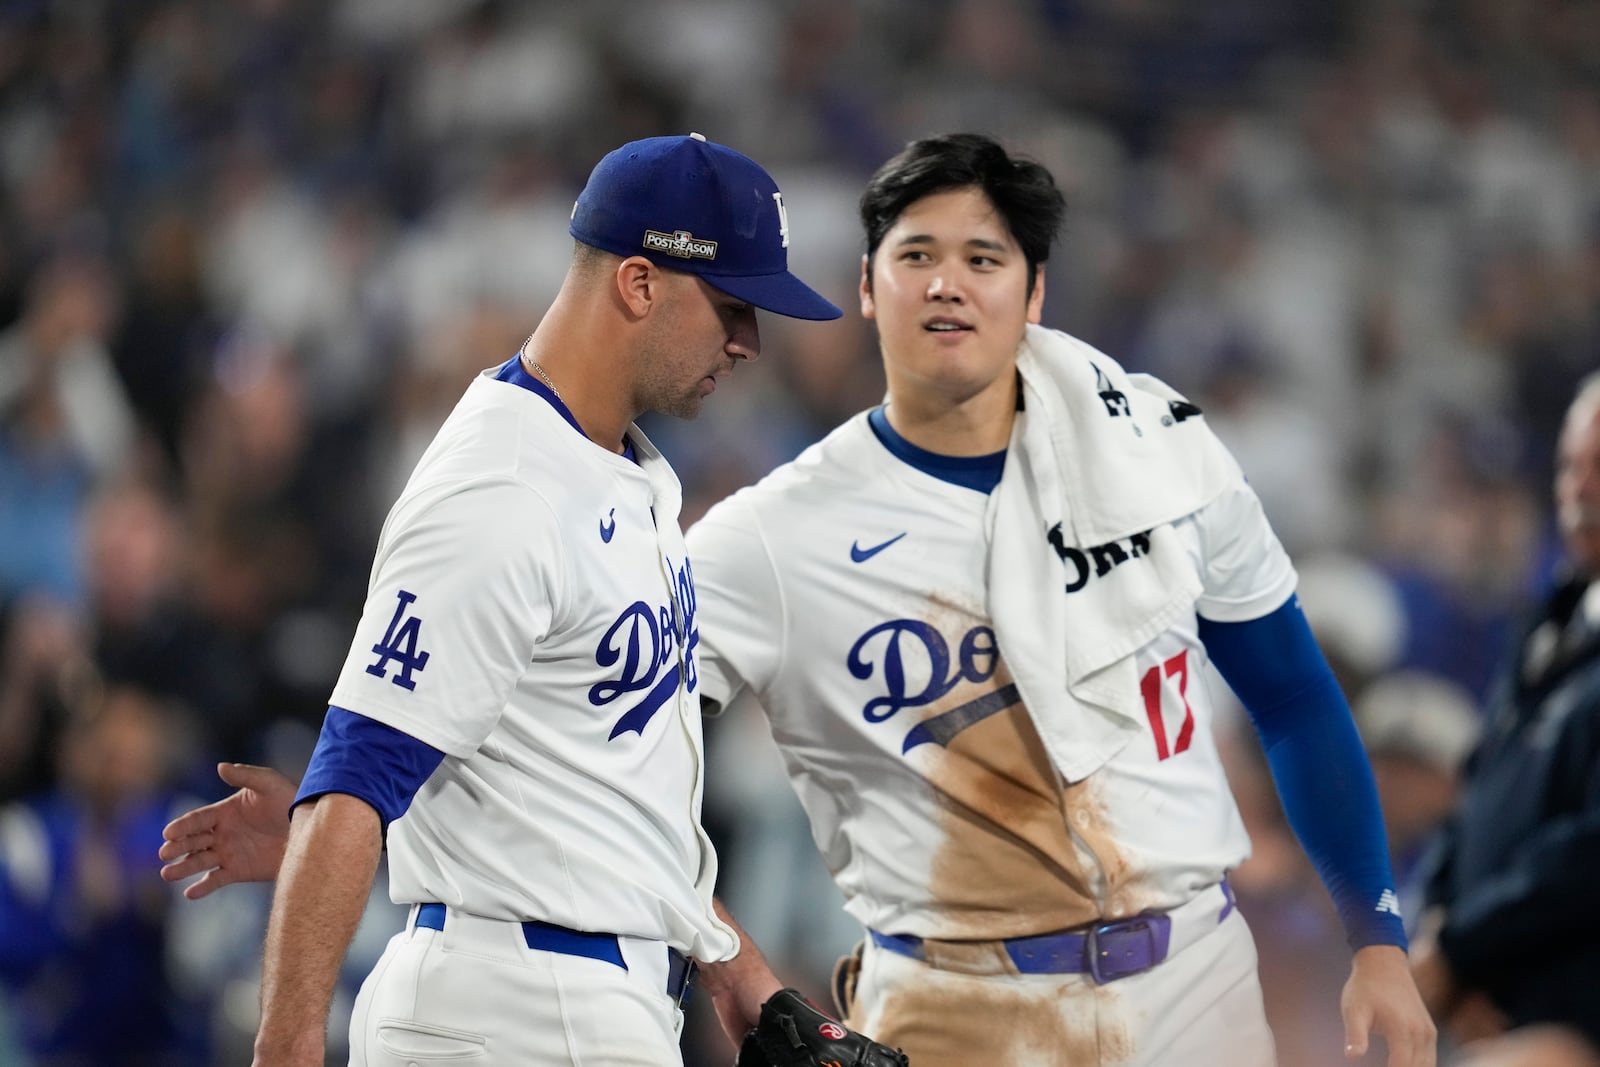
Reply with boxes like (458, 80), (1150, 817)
(0, 0), (1595, 1063)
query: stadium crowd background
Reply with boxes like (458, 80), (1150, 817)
(0, 0), (1595, 1062)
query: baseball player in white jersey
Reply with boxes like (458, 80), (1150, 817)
(163, 134), (1438, 1065)
(681, 134), (1435, 1066)
(196, 133), (873, 1067)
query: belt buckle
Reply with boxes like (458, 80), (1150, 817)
(1086, 917), (1159, 985)
(671, 955), (698, 1010)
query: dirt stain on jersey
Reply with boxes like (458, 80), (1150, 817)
(918, 659), (1103, 935)
(910, 594), (1159, 932)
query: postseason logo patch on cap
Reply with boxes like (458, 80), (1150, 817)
(642, 229), (718, 261)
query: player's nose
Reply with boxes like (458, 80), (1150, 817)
(926, 274), (964, 302)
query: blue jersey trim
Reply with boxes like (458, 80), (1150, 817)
(293, 706), (447, 831)
(495, 354), (638, 463)
(494, 354), (587, 438)
(868, 407), (1006, 494)
(1200, 596), (1408, 951)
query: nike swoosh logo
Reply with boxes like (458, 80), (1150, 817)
(599, 508), (616, 543)
(850, 532), (906, 563)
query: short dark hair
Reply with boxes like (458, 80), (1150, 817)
(859, 133), (1065, 296)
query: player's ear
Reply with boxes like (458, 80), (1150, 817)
(859, 253), (876, 320)
(1026, 264), (1046, 324)
(615, 256), (659, 319)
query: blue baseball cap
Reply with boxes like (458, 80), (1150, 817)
(570, 134), (843, 321)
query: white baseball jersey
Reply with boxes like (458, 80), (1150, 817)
(688, 410), (1296, 941)
(329, 366), (737, 963)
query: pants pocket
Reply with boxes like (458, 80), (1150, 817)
(375, 1019), (489, 1061)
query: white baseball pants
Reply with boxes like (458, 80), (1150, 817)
(347, 905), (687, 1066)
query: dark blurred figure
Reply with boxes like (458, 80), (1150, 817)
(82, 478), (266, 769)
(0, 682), (209, 1066)
(176, 337), (375, 750)
(0, 593), (85, 801)
(109, 204), (220, 470)
(1411, 372), (1600, 1064)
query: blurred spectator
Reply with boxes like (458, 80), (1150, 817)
(1296, 551), (1409, 695)
(0, 682), (209, 1066)
(1353, 670), (1480, 918)
(0, 594), (84, 802)
(0, 252), (133, 607)
(109, 203), (220, 469)
(1411, 374), (1600, 1062)
(80, 478), (266, 770)
(1373, 411), (1544, 703)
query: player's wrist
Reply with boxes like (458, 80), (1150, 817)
(1352, 943), (1408, 966)
(250, 1027), (325, 1067)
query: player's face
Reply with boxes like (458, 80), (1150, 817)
(1556, 398), (1600, 576)
(636, 272), (760, 420)
(860, 186), (1044, 410)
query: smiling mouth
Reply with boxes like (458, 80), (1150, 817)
(924, 321), (971, 333)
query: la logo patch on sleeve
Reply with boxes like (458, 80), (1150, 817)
(366, 589), (431, 691)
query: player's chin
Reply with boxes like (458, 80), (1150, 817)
(654, 392), (708, 422)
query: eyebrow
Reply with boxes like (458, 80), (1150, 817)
(892, 234), (1010, 253)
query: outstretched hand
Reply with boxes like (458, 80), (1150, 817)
(159, 762), (296, 899)
(1343, 944), (1438, 1066)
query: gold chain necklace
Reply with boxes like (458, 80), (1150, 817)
(519, 343), (562, 401)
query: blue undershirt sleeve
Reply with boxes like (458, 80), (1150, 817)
(293, 706), (447, 832)
(1199, 595), (1408, 952)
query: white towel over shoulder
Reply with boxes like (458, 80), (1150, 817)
(987, 324), (1239, 781)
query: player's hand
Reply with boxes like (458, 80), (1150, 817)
(159, 762), (295, 899)
(1342, 944), (1437, 1066)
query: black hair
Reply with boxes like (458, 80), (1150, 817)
(859, 133), (1065, 297)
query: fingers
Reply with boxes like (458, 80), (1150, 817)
(1345, 997), (1373, 1060)
(1372, 1006), (1439, 1067)
(158, 831), (214, 862)
(181, 868), (236, 901)
(216, 761), (279, 791)
(162, 798), (221, 844)
(1388, 1013), (1439, 1067)
(159, 848), (216, 883)
(160, 851), (239, 899)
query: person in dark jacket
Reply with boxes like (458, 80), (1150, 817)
(1411, 372), (1600, 1067)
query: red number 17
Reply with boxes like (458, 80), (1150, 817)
(1139, 649), (1195, 760)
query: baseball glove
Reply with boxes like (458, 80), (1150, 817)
(734, 988), (910, 1067)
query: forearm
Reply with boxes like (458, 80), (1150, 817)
(1201, 602), (1406, 950)
(698, 898), (784, 1040)
(253, 793), (383, 1066)
(1259, 682), (1405, 948)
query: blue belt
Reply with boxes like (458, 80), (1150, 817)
(871, 912), (1176, 985)
(414, 903), (695, 1002)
